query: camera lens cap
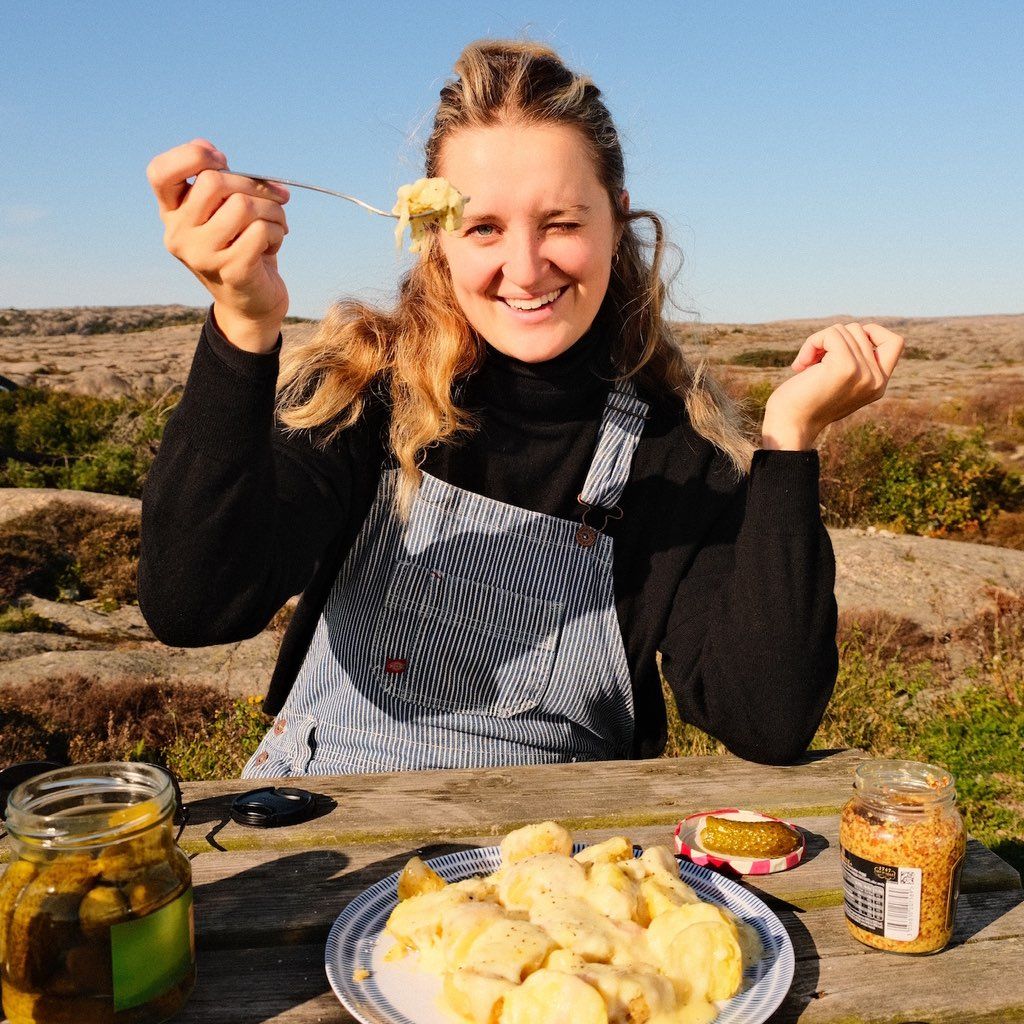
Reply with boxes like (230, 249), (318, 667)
(229, 786), (317, 828)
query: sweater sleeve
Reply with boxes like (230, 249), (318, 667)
(658, 448), (838, 765)
(138, 307), (384, 647)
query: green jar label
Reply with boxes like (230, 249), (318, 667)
(111, 887), (194, 1011)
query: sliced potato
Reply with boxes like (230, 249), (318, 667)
(397, 855), (447, 901)
(499, 968), (608, 1024)
(500, 821), (573, 865)
(574, 836), (632, 866)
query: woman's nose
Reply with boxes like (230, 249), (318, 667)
(501, 230), (550, 288)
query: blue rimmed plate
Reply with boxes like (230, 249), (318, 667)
(325, 844), (794, 1024)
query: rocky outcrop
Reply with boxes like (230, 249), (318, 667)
(3, 487), (1023, 698)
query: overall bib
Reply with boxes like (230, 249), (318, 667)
(242, 380), (650, 777)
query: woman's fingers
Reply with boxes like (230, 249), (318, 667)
(863, 323), (906, 377)
(234, 220), (287, 267)
(791, 335), (826, 372)
(832, 323), (883, 394)
(200, 192), (289, 252)
(146, 138), (227, 215)
(766, 320), (906, 445)
(794, 324), (859, 377)
(181, 169), (289, 228)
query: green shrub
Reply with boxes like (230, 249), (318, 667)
(0, 604), (64, 633)
(0, 387), (178, 497)
(730, 348), (794, 368)
(911, 685), (1024, 880)
(733, 379), (775, 433)
(165, 695), (270, 780)
(820, 420), (1022, 533)
(811, 621), (936, 754)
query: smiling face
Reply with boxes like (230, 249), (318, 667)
(437, 122), (622, 363)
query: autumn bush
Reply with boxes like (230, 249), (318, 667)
(818, 419), (1022, 533)
(0, 505), (140, 610)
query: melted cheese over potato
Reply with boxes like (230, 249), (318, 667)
(392, 177), (465, 252)
(384, 822), (763, 1024)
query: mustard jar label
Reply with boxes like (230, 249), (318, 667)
(841, 846), (922, 942)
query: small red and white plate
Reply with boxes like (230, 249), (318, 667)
(675, 808), (806, 876)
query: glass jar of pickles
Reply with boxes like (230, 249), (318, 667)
(0, 763), (195, 1024)
(839, 758), (966, 955)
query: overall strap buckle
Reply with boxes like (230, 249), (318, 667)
(575, 494), (623, 548)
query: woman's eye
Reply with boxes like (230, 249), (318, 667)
(548, 222), (581, 232)
(466, 224), (497, 237)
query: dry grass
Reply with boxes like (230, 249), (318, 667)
(0, 675), (227, 764)
(0, 675), (270, 780)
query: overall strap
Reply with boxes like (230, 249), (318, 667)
(576, 378), (650, 539)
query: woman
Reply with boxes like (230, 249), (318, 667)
(140, 40), (902, 775)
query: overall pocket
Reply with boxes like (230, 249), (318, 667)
(372, 560), (564, 718)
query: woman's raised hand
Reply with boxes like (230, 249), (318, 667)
(761, 323), (905, 451)
(146, 138), (291, 353)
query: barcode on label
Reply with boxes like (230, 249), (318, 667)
(884, 867), (922, 940)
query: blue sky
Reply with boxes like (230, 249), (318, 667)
(2, 1), (1021, 323)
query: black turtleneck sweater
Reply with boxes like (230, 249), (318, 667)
(138, 308), (838, 765)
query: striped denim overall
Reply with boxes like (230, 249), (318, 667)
(242, 380), (649, 777)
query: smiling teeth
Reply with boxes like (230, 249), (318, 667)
(504, 288), (562, 311)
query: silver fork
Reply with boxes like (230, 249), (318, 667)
(223, 168), (467, 219)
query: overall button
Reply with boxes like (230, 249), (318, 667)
(254, 751), (269, 767)
(273, 716), (287, 736)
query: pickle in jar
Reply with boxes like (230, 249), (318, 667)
(5, 858), (98, 992)
(1, 762), (196, 1024)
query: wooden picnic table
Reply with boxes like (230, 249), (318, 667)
(3, 748), (1023, 1022)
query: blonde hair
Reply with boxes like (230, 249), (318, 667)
(275, 39), (755, 515)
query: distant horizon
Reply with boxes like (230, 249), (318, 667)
(5, 302), (1023, 327)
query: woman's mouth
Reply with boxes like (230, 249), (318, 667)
(498, 285), (569, 319)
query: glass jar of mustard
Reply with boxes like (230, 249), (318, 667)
(839, 758), (966, 954)
(0, 763), (195, 1024)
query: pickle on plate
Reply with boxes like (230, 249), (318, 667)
(700, 816), (801, 859)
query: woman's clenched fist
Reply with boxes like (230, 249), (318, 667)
(146, 138), (290, 353)
(762, 322), (905, 450)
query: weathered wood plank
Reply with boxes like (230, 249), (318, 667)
(175, 945), (346, 1023)
(163, 749), (868, 854)
(776, 935), (1024, 1022)
(188, 820), (1020, 949)
(168, 932), (1024, 1023)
